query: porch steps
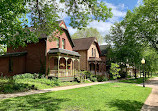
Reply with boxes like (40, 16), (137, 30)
(58, 77), (75, 82)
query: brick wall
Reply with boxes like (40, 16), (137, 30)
(0, 56), (26, 76)
(7, 39), (46, 73)
(46, 31), (73, 53)
(76, 50), (87, 71)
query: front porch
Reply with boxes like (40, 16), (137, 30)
(47, 48), (80, 79)
(88, 57), (106, 76)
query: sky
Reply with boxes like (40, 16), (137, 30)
(59, 0), (143, 44)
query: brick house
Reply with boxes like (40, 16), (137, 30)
(72, 37), (106, 76)
(0, 20), (80, 80)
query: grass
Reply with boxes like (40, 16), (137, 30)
(119, 73), (158, 84)
(119, 77), (149, 84)
(0, 83), (151, 111)
(0, 73), (92, 94)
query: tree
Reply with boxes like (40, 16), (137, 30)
(0, 0), (112, 49)
(122, 0), (158, 51)
(72, 27), (103, 43)
(110, 63), (121, 79)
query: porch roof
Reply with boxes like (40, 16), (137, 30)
(0, 51), (27, 57)
(48, 48), (80, 57)
(88, 57), (102, 62)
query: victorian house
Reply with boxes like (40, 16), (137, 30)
(0, 20), (80, 81)
(72, 37), (106, 76)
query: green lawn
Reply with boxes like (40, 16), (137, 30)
(0, 83), (151, 111)
(119, 73), (158, 84)
(0, 77), (91, 94)
(119, 77), (149, 84)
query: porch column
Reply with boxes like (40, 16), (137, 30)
(65, 57), (68, 76)
(77, 59), (80, 71)
(57, 56), (61, 77)
(72, 58), (75, 76)
(95, 61), (97, 75)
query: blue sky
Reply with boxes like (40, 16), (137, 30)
(62, 0), (143, 41)
(26, 0), (143, 44)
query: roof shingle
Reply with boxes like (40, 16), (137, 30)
(72, 37), (96, 51)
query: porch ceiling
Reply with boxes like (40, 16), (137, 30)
(48, 48), (80, 57)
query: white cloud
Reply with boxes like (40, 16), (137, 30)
(87, 21), (113, 36)
(65, 1), (127, 45)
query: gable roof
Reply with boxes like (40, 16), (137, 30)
(72, 37), (96, 51)
(72, 37), (101, 55)
(27, 20), (75, 47)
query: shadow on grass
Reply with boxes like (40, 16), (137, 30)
(107, 99), (144, 111)
(0, 79), (36, 94)
(0, 92), (70, 110)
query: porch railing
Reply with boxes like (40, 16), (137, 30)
(49, 69), (79, 77)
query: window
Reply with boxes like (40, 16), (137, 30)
(9, 58), (13, 72)
(62, 39), (65, 49)
(94, 49), (96, 57)
(57, 37), (60, 48)
(92, 48), (93, 56)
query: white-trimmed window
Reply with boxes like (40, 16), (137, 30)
(57, 37), (60, 48)
(62, 39), (65, 49)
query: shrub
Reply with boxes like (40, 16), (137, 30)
(75, 74), (85, 83)
(119, 71), (127, 78)
(82, 71), (92, 79)
(90, 75), (97, 82)
(96, 75), (108, 82)
(110, 63), (121, 79)
(0, 78), (36, 94)
(13, 73), (35, 79)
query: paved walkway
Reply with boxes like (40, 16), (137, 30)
(140, 77), (158, 111)
(0, 81), (116, 100)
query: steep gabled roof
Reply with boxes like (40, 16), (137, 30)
(72, 37), (96, 51)
(72, 37), (101, 55)
(27, 20), (74, 47)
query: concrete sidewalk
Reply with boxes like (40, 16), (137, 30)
(0, 81), (116, 100)
(140, 77), (158, 111)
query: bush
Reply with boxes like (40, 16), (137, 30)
(90, 75), (97, 82)
(82, 71), (92, 79)
(0, 78), (36, 94)
(13, 73), (35, 79)
(96, 75), (108, 82)
(75, 73), (85, 83)
(119, 72), (127, 78)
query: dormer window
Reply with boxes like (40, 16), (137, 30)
(57, 37), (60, 48)
(62, 39), (65, 49)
